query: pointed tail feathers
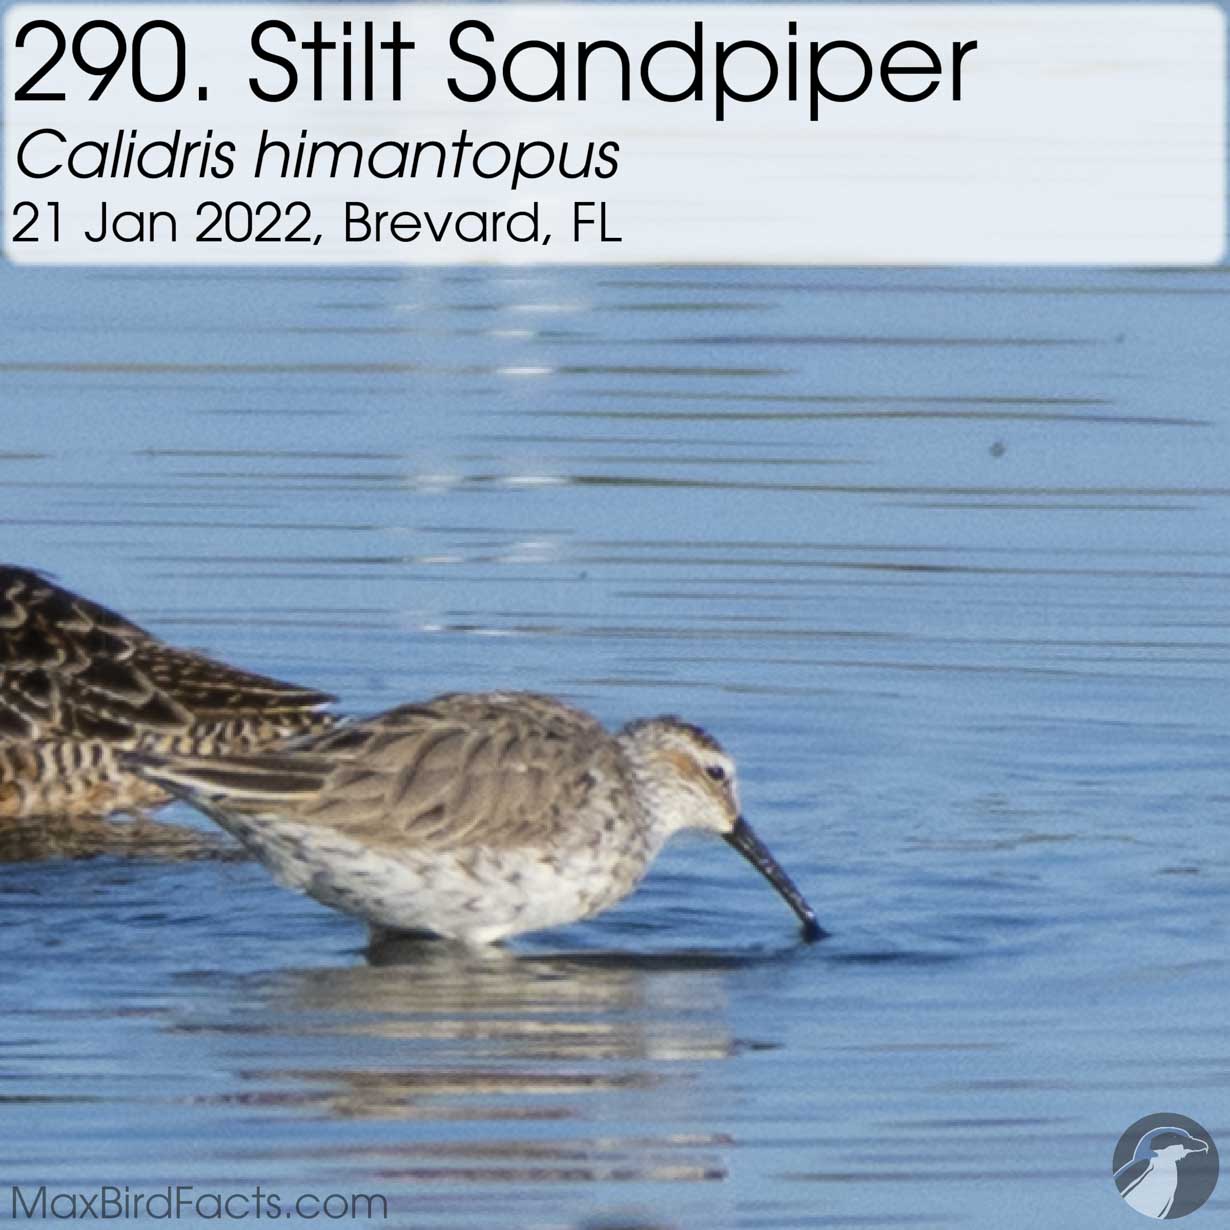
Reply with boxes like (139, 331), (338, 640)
(125, 749), (331, 808)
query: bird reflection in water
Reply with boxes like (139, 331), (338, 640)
(198, 940), (741, 1188)
(0, 812), (241, 862)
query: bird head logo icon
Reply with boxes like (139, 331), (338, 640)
(1113, 1115), (1218, 1220)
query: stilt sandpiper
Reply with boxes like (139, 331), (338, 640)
(130, 690), (823, 944)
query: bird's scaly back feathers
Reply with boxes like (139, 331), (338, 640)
(0, 565), (333, 745)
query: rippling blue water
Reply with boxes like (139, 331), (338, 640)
(1, 261), (1229, 1228)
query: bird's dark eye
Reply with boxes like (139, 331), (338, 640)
(706, 765), (727, 783)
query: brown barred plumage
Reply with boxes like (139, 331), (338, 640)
(0, 566), (335, 820)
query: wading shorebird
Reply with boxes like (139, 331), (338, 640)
(0, 565), (334, 821)
(129, 692), (824, 944)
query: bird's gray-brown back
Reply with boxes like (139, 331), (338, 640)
(137, 692), (634, 855)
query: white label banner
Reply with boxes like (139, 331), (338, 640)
(3, 4), (1226, 264)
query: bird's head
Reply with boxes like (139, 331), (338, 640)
(619, 716), (741, 837)
(618, 716), (824, 941)
(1134, 1127), (1210, 1163)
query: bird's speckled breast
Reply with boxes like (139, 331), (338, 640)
(212, 796), (662, 944)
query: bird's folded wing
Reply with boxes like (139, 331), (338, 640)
(130, 694), (620, 854)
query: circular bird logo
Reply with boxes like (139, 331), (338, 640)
(1112, 1113), (1218, 1219)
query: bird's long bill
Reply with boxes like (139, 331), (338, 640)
(725, 816), (826, 942)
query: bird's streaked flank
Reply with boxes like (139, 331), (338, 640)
(130, 691), (823, 945)
(0, 565), (335, 820)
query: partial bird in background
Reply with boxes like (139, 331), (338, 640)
(0, 565), (334, 824)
